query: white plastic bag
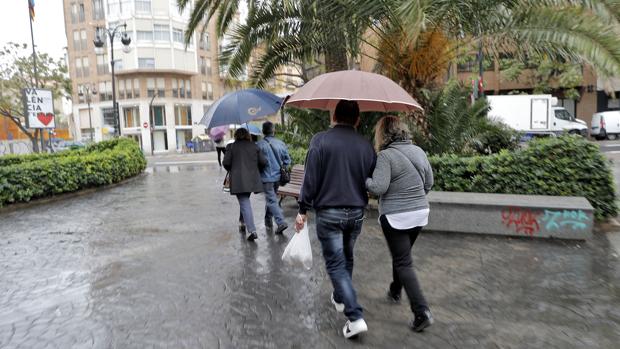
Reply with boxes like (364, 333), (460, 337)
(282, 223), (313, 270)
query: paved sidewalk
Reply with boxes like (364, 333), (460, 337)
(0, 162), (619, 348)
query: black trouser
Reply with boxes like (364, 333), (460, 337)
(216, 147), (226, 167)
(379, 215), (429, 314)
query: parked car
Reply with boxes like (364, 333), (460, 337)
(487, 95), (588, 137)
(591, 111), (620, 140)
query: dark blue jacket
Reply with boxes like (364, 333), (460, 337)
(299, 125), (376, 214)
(257, 136), (291, 183)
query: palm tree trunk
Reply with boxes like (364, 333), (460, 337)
(324, 47), (348, 72)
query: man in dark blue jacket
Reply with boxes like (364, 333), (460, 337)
(257, 121), (291, 234)
(295, 100), (376, 339)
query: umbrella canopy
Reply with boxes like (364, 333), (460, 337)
(209, 125), (228, 140)
(237, 124), (262, 135)
(286, 70), (422, 112)
(200, 88), (283, 128)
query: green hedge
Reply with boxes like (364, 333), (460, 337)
(290, 136), (616, 219)
(430, 136), (617, 220)
(0, 138), (146, 206)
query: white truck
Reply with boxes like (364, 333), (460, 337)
(487, 95), (588, 137)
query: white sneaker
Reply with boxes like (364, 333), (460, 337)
(331, 293), (344, 313)
(343, 318), (368, 338)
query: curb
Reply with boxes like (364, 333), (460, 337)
(0, 173), (147, 215)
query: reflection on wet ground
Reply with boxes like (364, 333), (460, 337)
(1, 163), (619, 348)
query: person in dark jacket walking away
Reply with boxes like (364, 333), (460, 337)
(223, 128), (267, 241)
(214, 136), (226, 167)
(366, 116), (434, 332)
(295, 100), (376, 339)
(256, 121), (291, 234)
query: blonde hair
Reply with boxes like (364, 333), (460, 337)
(374, 116), (411, 151)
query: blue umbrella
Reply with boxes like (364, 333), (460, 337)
(238, 124), (262, 135)
(200, 88), (283, 128)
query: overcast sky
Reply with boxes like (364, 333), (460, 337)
(0, 0), (68, 60)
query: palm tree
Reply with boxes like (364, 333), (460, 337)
(180, 0), (367, 86)
(352, 0), (620, 85)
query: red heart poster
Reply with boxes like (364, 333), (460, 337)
(37, 112), (54, 126)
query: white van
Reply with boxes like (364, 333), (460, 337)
(591, 111), (620, 140)
(487, 95), (588, 136)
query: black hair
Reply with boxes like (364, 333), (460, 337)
(234, 128), (251, 141)
(262, 121), (274, 135)
(334, 100), (360, 126)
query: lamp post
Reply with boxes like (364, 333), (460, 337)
(93, 23), (131, 137)
(78, 85), (97, 142)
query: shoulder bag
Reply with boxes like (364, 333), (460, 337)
(265, 138), (291, 186)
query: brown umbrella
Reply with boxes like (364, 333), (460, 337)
(285, 70), (423, 112)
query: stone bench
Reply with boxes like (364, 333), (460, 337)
(425, 191), (594, 240)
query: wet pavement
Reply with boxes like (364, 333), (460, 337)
(1, 159), (620, 348)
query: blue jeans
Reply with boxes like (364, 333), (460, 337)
(263, 182), (285, 226)
(236, 194), (256, 233)
(316, 208), (365, 321)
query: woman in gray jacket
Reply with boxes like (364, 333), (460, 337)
(366, 116), (434, 332)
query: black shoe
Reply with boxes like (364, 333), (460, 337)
(239, 224), (246, 233)
(275, 224), (288, 235)
(386, 289), (401, 303)
(265, 218), (273, 230)
(411, 309), (434, 332)
(247, 232), (258, 241)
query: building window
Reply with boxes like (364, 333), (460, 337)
(175, 105), (192, 126)
(102, 107), (116, 128)
(135, 0), (151, 14)
(133, 78), (140, 98)
(80, 30), (88, 50)
(77, 84), (85, 103)
(137, 30), (153, 42)
(98, 81), (112, 101)
(153, 24), (170, 41)
(151, 106), (166, 126)
(113, 59), (123, 71)
(147, 78), (155, 97)
(78, 2), (86, 22)
(96, 54), (109, 74)
(201, 82), (207, 100)
(206, 58), (212, 76)
(172, 79), (178, 98)
(75, 58), (83, 78)
(207, 82), (213, 100)
(73, 31), (81, 50)
(156, 78), (165, 97)
(139, 58), (155, 68)
(199, 33), (210, 50)
(186, 79), (191, 98)
(173, 28), (184, 43)
(200, 57), (206, 75)
(118, 80), (126, 99)
(92, 0), (104, 20)
(81, 57), (90, 77)
(123, 107), (139, 128)
(71, 3), (78, 24)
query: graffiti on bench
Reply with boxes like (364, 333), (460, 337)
(541, 209), (589, 231)
(501, 207), (590, 236)
(501, 207), (540, 236)
(0, 141), (33, 156)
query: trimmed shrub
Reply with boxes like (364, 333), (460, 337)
(0, 138), (146, 206)
(430, 135), (617, 220)
(289, 147), (309, 165)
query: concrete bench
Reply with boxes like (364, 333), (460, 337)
(425, 192), (594, 240)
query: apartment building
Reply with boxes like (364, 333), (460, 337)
(63, 0), (226, 153)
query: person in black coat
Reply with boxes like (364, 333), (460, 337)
(223, 128), (267, 241)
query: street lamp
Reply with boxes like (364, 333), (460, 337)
(93, 23), (131, 137)
(78, 85), (97, 142)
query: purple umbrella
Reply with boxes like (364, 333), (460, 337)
(209, 125), (228, 140)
